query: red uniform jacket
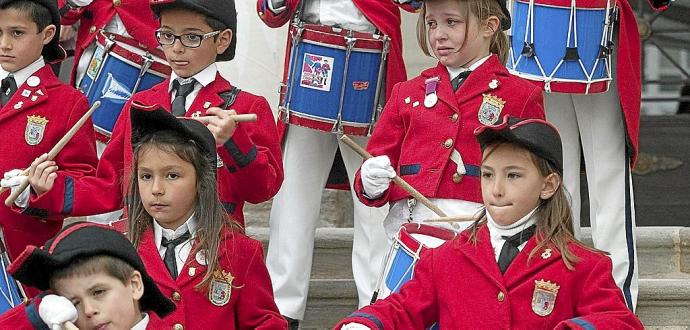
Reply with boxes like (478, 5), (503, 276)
(336, 225), (644, 329)
(612, 0), (668, 165)
(0, 66), (97, 261)
(27, 74), (283, 225)
(256, 0), (407, 103)
(138, 227), (287, 329)
(58, 0), (159, 83)
(354, 55), (544, 207)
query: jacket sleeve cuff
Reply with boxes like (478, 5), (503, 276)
(24, 175), (72, 218)
(354, 170), (389, 207)
(555, 317), (596, 330)
(220, 126), (258, 169)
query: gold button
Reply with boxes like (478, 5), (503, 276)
(113, 0), (121, 6)
(172, 292), (181, 302)
(89, 26), (96, 33)
(452, 172), (462, 183)
(497, 291), (505, 302)
(173, 324), (183, 330)
(450, 113), (459, 122)
(443, 138), (453, 149)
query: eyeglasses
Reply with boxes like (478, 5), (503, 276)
(155, 30), (221, 48)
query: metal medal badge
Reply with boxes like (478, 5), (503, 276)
(478, 94), (506, 125)
(25, 115), (48, 145)
(531, 279), (560, 316)
(209, 269), (234, 306)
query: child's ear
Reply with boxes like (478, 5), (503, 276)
(540, 173), (560, 200)
(41, 24), (56, 46)
(215, 28), (232, 55)
(128, 270), (145, 301)
(483, 15), (500, 38)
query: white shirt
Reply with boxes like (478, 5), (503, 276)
(0, 57), (45, 85)
(446, 54), (492, 79)
(486, 207), (538, 262)
(270, 0), (376, 33)
(168, 63), (217, 112)
(131, 313), (149, 330)
(153, 214), (198, 276)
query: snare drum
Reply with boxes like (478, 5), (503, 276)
(280, 23), (389, 136)
(78, 32), (171, 142)
(507, 0), (617, 94)
(374, 223), (456, 301)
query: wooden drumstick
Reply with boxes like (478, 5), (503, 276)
(185, 113), (257, 124)
(424, 215), (477, 223)
(63, 321), (79, 330)
(340, 135), (448, 218)
(4, 101), (100, 207)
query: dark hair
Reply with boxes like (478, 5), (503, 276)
(49, 255), (136, 288)
(1, 0), (52, 32)
(128, 129), (241, 290)
(158, 6), (228, 34)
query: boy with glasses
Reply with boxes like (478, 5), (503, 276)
(13, 0), (283, 228)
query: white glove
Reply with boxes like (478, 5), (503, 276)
(38, 295), (78, 330)
(361, 155), (396, 199)
(341, 323), (372, 330)
(67, 0), (93, 7)
(1, 169), (29, 208)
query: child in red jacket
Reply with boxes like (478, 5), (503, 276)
(124, 104), (285, 329)
(0, 222), (175, 329)
(0, 0), (97, 266)
(336, 115), (643, 329)
(20, 0), (283, 226)
(356, 0), (544, 238)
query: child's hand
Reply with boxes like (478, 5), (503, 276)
(38, 294), (78, 330)
(204, 107), (238, 146)
(28, 153), (59, 196)
(1, 169), (29, 207)
(361, 155), (396, 199)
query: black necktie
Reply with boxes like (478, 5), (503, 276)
(1, 76), (17, 107)
(161, 231), (191, 279)
(451, 71), (472, 92)
(497, 224), (536, 274)
(171, 79), (196, 117)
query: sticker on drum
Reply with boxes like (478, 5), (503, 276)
(300, 53), (334, 92)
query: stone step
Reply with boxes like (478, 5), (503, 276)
(297, 278), (690, 329)
(246, 226), (690, 280)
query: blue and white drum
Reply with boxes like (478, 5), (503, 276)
(507, 0), (617, 94)
(374, 223), (456, 299)
(0, 235), (25, 313)
(78, 32), (171, 143)
(280, 23), (389, 136)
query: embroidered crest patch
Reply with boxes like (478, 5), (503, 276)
(208, 269), (234, 306)
(25, 115), (48, 146)
(532, 279), (559, 316)
(478, 94), (505, 125)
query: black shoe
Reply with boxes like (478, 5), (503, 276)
(284, 316), (299, 330)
